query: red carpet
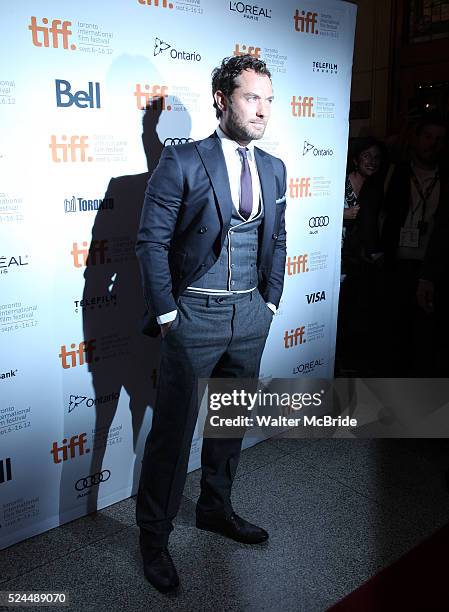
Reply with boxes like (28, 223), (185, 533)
(328, 523), (449, 612)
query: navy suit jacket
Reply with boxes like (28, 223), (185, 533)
(136, 132), (287, 336)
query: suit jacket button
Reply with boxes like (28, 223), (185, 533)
(272, 233), (278, 239)
(199, 226), (207, 234)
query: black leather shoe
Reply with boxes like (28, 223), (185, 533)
(141, 546), (180, 593)
(196, 511), (269, 544)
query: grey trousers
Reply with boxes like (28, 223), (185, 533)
(136, 289), (273, 547)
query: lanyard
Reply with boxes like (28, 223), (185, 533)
(410, 165), (439, 222)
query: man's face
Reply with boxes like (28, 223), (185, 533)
(414, 124), (447, 166)
(215, 69), (273, 144)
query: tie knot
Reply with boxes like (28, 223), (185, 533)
(237, 146), (248, 160)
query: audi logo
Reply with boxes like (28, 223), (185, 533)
(309, 216), (329, 228)
(164, 137), (194, 146)
(75, 470), (111, 491)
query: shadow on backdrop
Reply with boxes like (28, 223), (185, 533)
(59, 97), (192, 517)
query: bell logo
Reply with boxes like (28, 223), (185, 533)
(59, 340), (96, 369)
(138, 0), (174, 8)
(289, 177), (311, 198)
(233, 44), (261, 58)
(49, 135), (92, 162)
(293, 10), (319, 34)
(291, 96), (315, 117)
(134, 85), (170, 110)
(284, 327), (306, 349)
(71, 240), (110, 268)
(28, 17), (75, 50)
(51, 433), (90, 464)
(55, 80), (101, 108)
(286, 254), (309, 275)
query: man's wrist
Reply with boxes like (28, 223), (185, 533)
(266, 302), (277, 314)
(157, 310), (178, 325)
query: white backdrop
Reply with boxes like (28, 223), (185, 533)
(0, 0), (356, 549)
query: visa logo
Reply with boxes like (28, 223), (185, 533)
(306, 291), (326, 304)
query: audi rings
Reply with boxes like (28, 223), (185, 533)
(309, 216), (329, 228)
(163, 137), (194, 146)
(75, 470), (111, 491)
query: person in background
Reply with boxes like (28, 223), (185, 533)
(336, 137), (385, 376)
(382, 112), (448, 376)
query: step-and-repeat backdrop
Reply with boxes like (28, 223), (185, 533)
(0, 0), (356, 549)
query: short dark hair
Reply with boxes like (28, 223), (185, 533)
(211, 55), (271, 119)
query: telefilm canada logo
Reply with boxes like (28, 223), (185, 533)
(303, 141), (334, 157)
(154, 37), (201, 61)
(312, 60), (338, 75)
(229, 2), (272, 21)
(64, 195), (114, 213)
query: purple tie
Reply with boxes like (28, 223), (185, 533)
(237, 147), (253, 220)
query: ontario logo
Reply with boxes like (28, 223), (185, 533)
(303, 141), (334, 157)
(68, 392), (119, 413)
(154, 37), (201, 61)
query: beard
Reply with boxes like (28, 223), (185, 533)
(225, 105), (267, 142)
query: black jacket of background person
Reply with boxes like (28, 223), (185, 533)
(381, 161), (449, 268)
(420, 180), (449, 284)
(136, 132), (287, 337)
(342, 175), (384, 271)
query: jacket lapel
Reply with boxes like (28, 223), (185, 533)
(196, 134), (233, 238)
(255, 147), (276, 256)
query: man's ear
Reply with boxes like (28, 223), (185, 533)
(214, 90), (227, 114)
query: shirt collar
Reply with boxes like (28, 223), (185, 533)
(216, 125), (255, 159)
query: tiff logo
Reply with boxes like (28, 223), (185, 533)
(284, 327), (306, 349)
(56, 79), (101, 108)
(289, 177), (311, 198)
(293, 10), (318, 34)
(291, 96), (314, 117)
(138, 0), (174, 8)
(286, 254), (309, 275)
(59, 340), (96, 369)
(71, 240), (110, 268)
(51, 433), (90, 463)
(134, 85), (170, 110)
(49, 135), (92, 162)
(233, 43), (261, 58)
(28, 17), (75, 50)
(0, 458), (12, 484)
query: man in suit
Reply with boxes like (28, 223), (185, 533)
(135, 55), (287, 592)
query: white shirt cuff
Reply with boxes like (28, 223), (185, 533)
(157, 310), (178, 325)
(266, 302), (277, 314)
